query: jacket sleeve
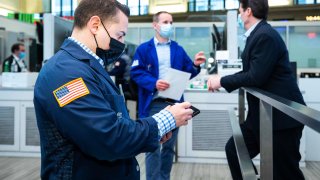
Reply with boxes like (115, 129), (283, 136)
(130, 46), (158, 92)
(35, 65), (159, 161)
(221, 34), (279, 92)
(181, 47), (201, 79)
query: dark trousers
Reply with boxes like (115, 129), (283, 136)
(146, 100), (179, 180)
(225, 124), (305, 180)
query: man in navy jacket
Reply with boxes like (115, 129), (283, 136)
(131, 11), (206, 180)
(33, 1), (194, 179)
(207, 0), (305, 179)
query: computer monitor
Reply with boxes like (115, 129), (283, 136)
(212, 24), (221, 51)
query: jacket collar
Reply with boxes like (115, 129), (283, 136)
(244, 20), (262, 39)
(147, 38), (159, 67)
(60, 39), (120, 94)
(246, 20), (267, 42)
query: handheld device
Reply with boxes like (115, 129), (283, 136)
(165, 100), (200, 118)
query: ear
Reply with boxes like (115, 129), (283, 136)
(87, 16), (101, 35)
(152, 22), (158, 30)
(246, 7), (253, 17)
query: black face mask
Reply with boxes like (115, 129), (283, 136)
(94, 22), (125, 66)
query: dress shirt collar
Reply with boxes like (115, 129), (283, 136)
(154, 37), (171, 46)
(244, 19), (262, 39)
(68, 37), (105, 68)
(13, 54), (20, 61)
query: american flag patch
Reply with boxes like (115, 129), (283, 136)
(53, 78), (90, 107)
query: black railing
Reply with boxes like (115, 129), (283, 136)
(229, 87), (320, 180)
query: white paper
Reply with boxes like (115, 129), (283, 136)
(158, 68), (191, 101)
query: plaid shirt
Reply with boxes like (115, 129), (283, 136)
(68, 37), (105, 68)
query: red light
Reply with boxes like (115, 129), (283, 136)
(308, 32), (317, 39)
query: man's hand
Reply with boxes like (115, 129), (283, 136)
(166, 102), (193, 127)
(194, 51), (206, 66)
(160, 131), (172, 144)
(207, 75), (222, 91)
(156, 80), (170, 91)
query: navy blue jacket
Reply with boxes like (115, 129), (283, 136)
(34, 39), (159, 179)
(221, 20), (305, 131)
(131, 38), (200, 117)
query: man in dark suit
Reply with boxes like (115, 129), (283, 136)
(207, 0), (305, 179)
(2, 43), (27, 72)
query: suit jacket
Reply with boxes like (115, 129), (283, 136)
(2, 55), (26, 72)
(2, 55), (14, 72)
(221, 20), (305, 131)
(34, 39), (159, 179)
(131, 38), (200, 118)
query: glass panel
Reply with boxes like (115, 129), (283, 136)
(72, 0), (78, 14)
(297, 0), (315, 4)
(55, 0), (61, 7)
(274, 26), (287, 44)
(210, 0), (224, 10)
(52, 0), (61, 16)
(237, 27), (246, 57)
(126, 28), (139, 45)
(128, 0), (139, 15)
(62, 0), (72, 16)
(175, 27), (211, 64)
(140, 28), (155, 44)
(188, 1), (195, 12)
(225, 0), (239, 9)
(196, 0), (209, 11)
(288, 26), (320, 68)
(140, 0), (149, 15)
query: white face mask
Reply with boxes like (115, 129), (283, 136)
(159, 24), (173, 38)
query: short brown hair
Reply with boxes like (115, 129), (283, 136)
(74, 0), (130, 29)
(11, 43), (24, 53)
(239, 0), (268, 20)
(153, 11), (171, 22)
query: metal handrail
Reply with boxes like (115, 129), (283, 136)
(234, 87), (320, 180)
(228, 108), (257, 180)
(243, 87), (320, 133)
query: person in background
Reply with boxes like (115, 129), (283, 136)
(2, 43), (28, 72)
(207, 0), (305, 179)
(131, 11), (206, 180)
(33, 0), (195, 179)
(107, 49), (129, 88)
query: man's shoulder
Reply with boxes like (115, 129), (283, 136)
(250, 22), (280, 43)
(42, 50), (91, 79)
(255, 21), (277, 36)
(169, 40), (186, 54)
(170, 40), (182, 49)
(4, 55), (14, 62)
(36, 51), (93, 97)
